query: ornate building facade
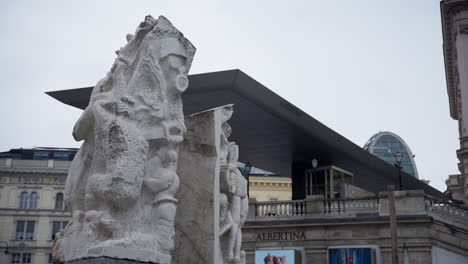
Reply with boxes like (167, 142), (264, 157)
(441, 0), (468, 204)
(0, 148), (74, 264)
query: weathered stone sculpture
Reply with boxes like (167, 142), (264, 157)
(54, 15), (195, 263)
(172, 105), (249, 264)
(219, 106), (248, 264)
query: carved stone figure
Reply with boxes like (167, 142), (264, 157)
(219, 106), (249, 264)
(54, 15), (195, 263)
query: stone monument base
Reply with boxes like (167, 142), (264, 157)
(65, 246), (169, 264)
(67, 257), (155, 264)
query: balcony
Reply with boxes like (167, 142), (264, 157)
(0, 158), (71, 173)
(248, 190), (468, 229)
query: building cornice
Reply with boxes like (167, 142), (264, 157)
(0, 208), (71, 217)
(244, 215), (433, 228)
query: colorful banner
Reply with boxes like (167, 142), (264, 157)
(329, 248), (372, 264)
(255, 250), (295, 264)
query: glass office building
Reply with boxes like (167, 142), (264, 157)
(363, 131), (419, 179)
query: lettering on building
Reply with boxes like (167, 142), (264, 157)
(256, 231), (306, 241)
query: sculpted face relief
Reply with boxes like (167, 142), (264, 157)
(53, 15), (195, 264)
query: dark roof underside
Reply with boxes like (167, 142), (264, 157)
(47, 69), (444, 198)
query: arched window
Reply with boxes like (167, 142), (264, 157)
(29, 192), (38, 209)
(55, 193), (64, 210)
(19, 192), (28, 209)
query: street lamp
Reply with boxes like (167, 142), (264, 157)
(395, 152), (403, 190)
(0, 241), (9, 255)
(312, 159), (318, 169)
(310, 159), (318, 195)
(244, 162), (253, 197)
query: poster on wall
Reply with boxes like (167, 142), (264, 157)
(328, 248), (376, 264)
(255, 250), (295, 264)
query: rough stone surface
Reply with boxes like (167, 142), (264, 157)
(173, 106), (225, 264)
(67, 257), (154, 264)
(173, 105), (248, 264)
(54, 15), (196, 264)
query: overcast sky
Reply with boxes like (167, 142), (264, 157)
(0, 0), (458, 191)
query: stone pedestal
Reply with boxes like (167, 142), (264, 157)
(378, 190), (426, 216)
(67, 257), (153, 264)
(305, 195), (325, 215)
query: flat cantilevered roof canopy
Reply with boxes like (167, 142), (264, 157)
(47, 69), (444, 198)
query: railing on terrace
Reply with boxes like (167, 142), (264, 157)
(256, 200), (306, 217)
(425, 195), (468, 223)
(254, 197), (379, 218)
(12, 159), (49, 168)
(0, 158), (72, 169)
(323, 197), (379, 216)
(253, 194), (468, 227)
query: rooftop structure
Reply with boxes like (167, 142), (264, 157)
(47, 69), (443, 198)
(363, 131), (419, 179)
(0, 147), (78, 161)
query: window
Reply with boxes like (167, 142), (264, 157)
(33, 151), (49, 160)
(55, 193), (64, 210)
(15, 221), (35, 240)
(11, 253), (32, 264)
(29, 192), (38, 209)
(22, 253), (31, 264)
(328, 247), (378, 264)
(51, 221), (68, 240)
(19, 192), (39, 209)
(0, 153), (21, 159)
(19, 192), (28, 209)
(11, 253), (20, 264)
(53, 152), (70, 161)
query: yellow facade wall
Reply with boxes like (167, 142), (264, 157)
(248, 176), (292, 201)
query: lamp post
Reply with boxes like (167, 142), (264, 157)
(312, 159), (318, 170)
(311, 158), (318, 195)
(244, 162), (253, 197)
(395, 152), (403, 190)
(0, 241), (9, 255)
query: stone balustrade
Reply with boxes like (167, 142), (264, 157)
(323, 197), (379, 216)
(255, 200), (307, 217)
(425, 194), (468, 223)
(0, 158), (72, 169)
(249, 190), (468, 228)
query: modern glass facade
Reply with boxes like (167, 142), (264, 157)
(0, 148), (77, 161)
(363, 131), (419, 179)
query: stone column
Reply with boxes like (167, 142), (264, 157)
(173, 106), (225, 264)
(247, 198), (257, 220)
